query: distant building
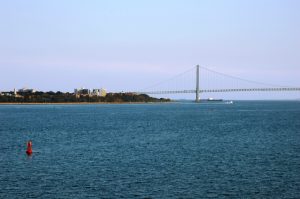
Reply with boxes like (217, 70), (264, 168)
(74, 87), (90, 96)
(81, 89), (90, 95)
(74, 87), (107, 97)
(18, 88), (36, 94)
(92, 88), (107, 97)
(0, 91), (14, 96)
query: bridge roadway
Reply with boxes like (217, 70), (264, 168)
(135, 87), (300, 95)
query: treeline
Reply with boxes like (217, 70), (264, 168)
(0, 91), (171, 103)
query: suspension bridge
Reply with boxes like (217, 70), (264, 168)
(133, 65), (300, 102)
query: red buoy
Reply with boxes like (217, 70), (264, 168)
(26, 140), (32, 155)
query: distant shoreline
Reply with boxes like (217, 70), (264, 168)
(0, 102), (172, 105)
(0, 92), (171, 104)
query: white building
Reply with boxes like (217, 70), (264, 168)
(92, 88), (107, 97)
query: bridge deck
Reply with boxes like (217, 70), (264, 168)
(136, 87), (300, 95)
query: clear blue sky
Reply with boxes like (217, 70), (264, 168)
(0, 0), (299, 99)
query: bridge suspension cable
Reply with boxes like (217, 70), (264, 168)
(200, 66), (292, 88)
(140, 66), (195, 91)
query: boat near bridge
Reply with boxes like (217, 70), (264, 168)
(201, 97), (223, 102)
(200, 98), (233, 104)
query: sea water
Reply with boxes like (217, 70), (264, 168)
(0, 101), (300, 198)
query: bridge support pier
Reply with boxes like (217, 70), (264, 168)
(196, 65), (200, 102)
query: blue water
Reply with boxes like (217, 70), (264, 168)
(0, 101), (300, 198)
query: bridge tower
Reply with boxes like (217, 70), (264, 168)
(196, 65), (200, 102)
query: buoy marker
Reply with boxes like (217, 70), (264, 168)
(26, 140), (32, 155)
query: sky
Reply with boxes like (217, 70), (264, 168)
(0, 0), (299, 99)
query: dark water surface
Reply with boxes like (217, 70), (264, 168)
(0, 101), (300, 198)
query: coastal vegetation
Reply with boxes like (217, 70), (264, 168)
(0, 91), (170, 103)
